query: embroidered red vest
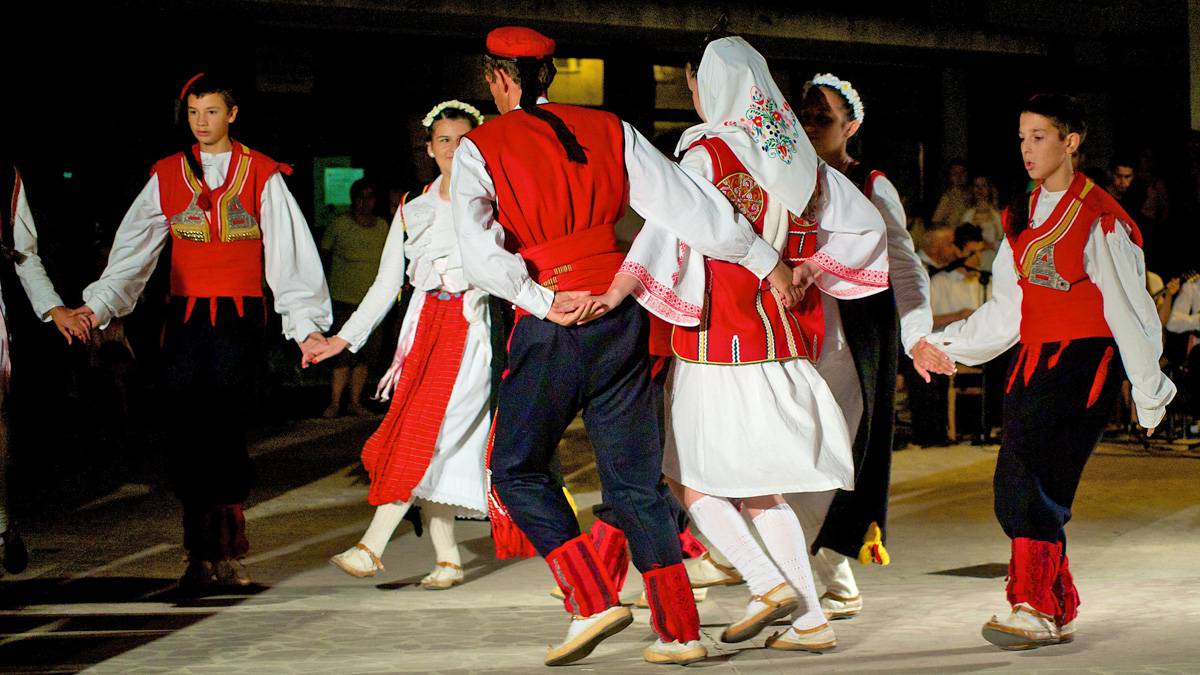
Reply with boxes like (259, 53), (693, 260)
(467, 104), (628, 295)
(1007, 172), (1141, 345)
(672, 137), (823, 365)
(154, 142), (290, 298)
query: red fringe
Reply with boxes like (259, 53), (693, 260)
(677, 527), (708, 559)
(643, 563), (700, 642)
(1086, 346), (1114, 408)
(484, 412), (537, 559)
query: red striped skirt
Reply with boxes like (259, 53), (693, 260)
(361, 292), (470, 506)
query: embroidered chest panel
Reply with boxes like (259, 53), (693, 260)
(168, 147), (263, 244)
(1014, 179), (1095, 293)
(714, 171), (765, 226)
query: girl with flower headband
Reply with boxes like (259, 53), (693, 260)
(306, 100), (495, 591)
(781, 72), (940, 621)
(587, 32), (890, 653)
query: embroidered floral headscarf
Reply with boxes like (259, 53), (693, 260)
(677, 36), (818, 218)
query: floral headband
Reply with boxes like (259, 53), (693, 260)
(422, 100), (485, 128)
(810, 73), (864, 123)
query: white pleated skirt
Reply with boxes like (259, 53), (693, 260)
(662, 357), (855, 498)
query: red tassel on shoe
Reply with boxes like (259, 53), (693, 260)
(1053, 554), (1081, 626)
(590, 520), (631, 593)
(484, 415), (537, 559)
(678, 527), (708, 559)
(546, 534), (620, 617)
(1005, 537), (1062, 617)
(643, 563), (700, 643)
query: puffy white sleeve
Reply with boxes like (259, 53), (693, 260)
(809, 166), (889, 299)
(625, 123), (778, 278)
(260, 173), (333, 342)
(11, 176), (64, 319)
(336, 207), (407, 352)
(451, 138), (554, 319)
(83, 176), (170, 326)
(1166, 279), (1200, 334)
(871, 174), (932, 354)
(1085, 220), (1175, 428)
(927, 238), (1022, 364)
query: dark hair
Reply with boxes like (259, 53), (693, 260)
(350, 178), (373, 202)
(1022, 93), (1087, 144)
(176, 72), (238, 210)
(953, 222), (984, 250)
(482, 53), (587, 164)
(802, 82), (855, 122)
(427, 107), (481, 137)
(1109, 157), (1135, 172)
(687, 13), (732, 76)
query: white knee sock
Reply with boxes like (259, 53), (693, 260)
(814, 548), (859, 597)
(686, 494), (784, 597)
(359, 500), (411, 556)
(752, 504), (825, 629)
(423, 501), (461, 567)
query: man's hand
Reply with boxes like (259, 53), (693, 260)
(545, 303), (590, 327)
(299, 332), (330, 368)
(910, 337), (956, 382)
(767, 260), (802, 309)
(551, 290), (593, 314)
(49, 306), (94, 344)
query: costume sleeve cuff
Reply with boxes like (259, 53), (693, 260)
(516, 283), (555, 320)
(739, 237), (779, 280)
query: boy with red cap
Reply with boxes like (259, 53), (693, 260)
(77, 73), (331, 588)
(453, 26), (797, 666)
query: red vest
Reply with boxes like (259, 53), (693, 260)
(1007, 172), (1142, 344)
(154, 142), (290, 298)
(467, 104), (628, 295)
(672, 137), (823, 365)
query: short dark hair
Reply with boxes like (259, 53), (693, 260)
(954, 222), (984, 250)
(1109, 157), (1135, 172)
(482, 55), (556, 93)
(350, 179), (373, 201)
(182, 73), (237, 111)
(1023, 93), (1087, 145)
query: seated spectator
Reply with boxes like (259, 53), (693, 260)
(918, 225), (957, 276)
(931, 160), (971, 229)
(931, 223), (989, 329)
(960, 175), (1003, 271)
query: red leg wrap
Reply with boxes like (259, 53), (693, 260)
(590, 520), (631, 593)
(1053, 553), (1080, 626)
(546, 534), (620, 617)
(1005, 537), (1061, 617)
(678, 527), (709, 559)
(642, 563), (700, 643)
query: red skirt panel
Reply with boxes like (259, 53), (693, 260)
(361, 292), (470, 506)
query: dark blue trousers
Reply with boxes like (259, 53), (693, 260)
(491, 299), (683, 572)
(996, 338), (1122, 546)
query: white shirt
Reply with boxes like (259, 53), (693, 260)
(930, 187), (1175, 427)
(1166, 278), (1200, 334)
(83, 150), (332, 342)
(930, 268), (986, 317)
(337, 176), (486, 352)
(870, 174), (933, 354)
(12, 176), (66, 319)
(450, 109), (780, 319)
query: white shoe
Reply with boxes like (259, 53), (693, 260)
(544, 606), (634, 666)
(820, 591), (863, 620)
(981, 603), (1063, 650)
(330, 543), (384, 578)
(721, 582), (800, 643)
(550, 585), (565, 600)
(685, 552), (743, 588)
(420, 561), (463, 590)
(1058, 620), (1076, 643)
(642, 639), (707, 665)
(765, 623), (837, 652)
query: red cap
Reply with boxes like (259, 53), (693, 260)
(486, 26), (555, 59)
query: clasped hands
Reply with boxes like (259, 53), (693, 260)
(49, 305), (97, 345)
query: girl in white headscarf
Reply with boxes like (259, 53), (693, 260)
(583, 31), (889, 652)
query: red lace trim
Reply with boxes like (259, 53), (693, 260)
(810, 251), (889, 287)
(618, 261), (701, 325)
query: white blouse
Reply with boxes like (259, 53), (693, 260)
(11, 176), (66, 319)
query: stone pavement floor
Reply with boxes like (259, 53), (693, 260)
(1, 416), (1199, 673)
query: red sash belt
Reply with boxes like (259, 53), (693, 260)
(519, 225), (623, 296)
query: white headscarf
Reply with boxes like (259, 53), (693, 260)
(676, 36), (818, 219)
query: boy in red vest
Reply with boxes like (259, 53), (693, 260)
(923, 94), (1174, 649)
(452, 26), (798, 666)
(77, 73), (331, 589)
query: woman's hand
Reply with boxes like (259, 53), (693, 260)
(49, 306), (93, 345)
(302, 334), (344, 368)
(767, 260), (802, 309)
